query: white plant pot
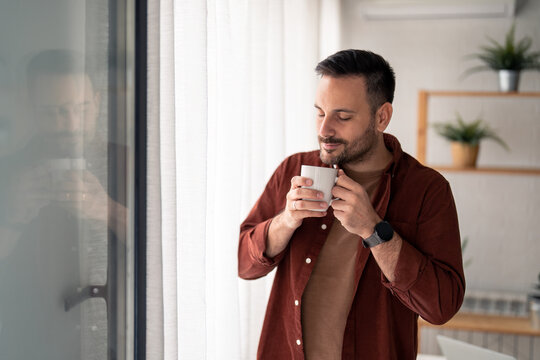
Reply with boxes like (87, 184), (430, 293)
(498, 70), (520, 92)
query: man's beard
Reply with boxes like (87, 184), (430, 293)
(41, 132), (85, 157)
(319, 118), (377, 167)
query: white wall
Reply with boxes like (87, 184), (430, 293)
(341, 0), (540, 293)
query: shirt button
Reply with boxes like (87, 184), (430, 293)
(296, 339), (301, 346)
(294, 300), (299, 306)
(305, 258), (312, 264)
(321, 224), (327, 230)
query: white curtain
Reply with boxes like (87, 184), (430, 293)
(146, 1), (341, 359)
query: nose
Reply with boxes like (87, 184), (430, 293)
(318, 115), (335, 138)
(57, 107), (82, 132)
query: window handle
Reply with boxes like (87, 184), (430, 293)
(64, 284), (108, 312)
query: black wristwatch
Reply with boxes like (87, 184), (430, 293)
(362, 221), (394, 248)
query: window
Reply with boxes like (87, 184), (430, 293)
(0, 0), (138, 359)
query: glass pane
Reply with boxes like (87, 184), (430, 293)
(0, 1), (134, 359)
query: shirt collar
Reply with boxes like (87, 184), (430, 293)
(382, 133), (403, 178)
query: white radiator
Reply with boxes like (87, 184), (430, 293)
(419, 291), (540, 359)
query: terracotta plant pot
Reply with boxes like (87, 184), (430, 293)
(450, 142), (479, 168)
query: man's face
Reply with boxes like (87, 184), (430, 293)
(30, 73), (99, 156)
(315, 75), (378, 167)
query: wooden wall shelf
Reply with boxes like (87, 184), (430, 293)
(431, 166), (540, 176)
(419, 312), (540, 337)
(417, 90), (540, 176)
(420, 90), (540, 98)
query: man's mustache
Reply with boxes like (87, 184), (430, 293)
(318, 136), (346, 145)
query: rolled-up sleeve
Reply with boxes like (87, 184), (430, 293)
(382, 180), (465, 325)
(238, 159), (291, 280)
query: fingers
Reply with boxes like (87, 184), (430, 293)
(287, 187), (326, 212)
(289, 207), (327, 219)
(335, 169), (359, 190)
(329, 198), (349, 212)
(286, 176), (328, 220)
(291, 187), (324, 201)
(57, 191), (88, 203)
(290, 175), (313, 189)
(291, 199), (329, 212)
(287, 177), (324, 203)
(332, 169), (367, 201)
(294, 210), (327, 218)
(332, 182), (359, 202)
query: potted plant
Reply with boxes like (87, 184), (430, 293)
(530, 272), (540, 330)
(465, 24), (540, 92)
(461, 237), (472, 269)
(433, 113), (509, 168)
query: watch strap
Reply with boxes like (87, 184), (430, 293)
(362, 221), (394, 248)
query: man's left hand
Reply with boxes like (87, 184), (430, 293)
(57, 170), (110, 223)
(330, 169), (380, 238)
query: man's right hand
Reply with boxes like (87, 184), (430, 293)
(283, 175), (328, 228)
(265, 176), (327, 258)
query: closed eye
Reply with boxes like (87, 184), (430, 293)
(336, 110), (354, 121)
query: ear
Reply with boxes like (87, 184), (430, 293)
(375, 102), (393, 132)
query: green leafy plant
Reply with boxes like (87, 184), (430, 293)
(465, 24), (540, 74)
(461, 237), (472, 268)
(433, 113), (509, 150)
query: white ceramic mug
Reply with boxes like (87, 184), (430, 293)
(300, 165), (338, 211)
(48, 158), (87, 201)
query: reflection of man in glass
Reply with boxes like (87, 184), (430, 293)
(0, 49), (122, 360)
(4, 49), (126, 239)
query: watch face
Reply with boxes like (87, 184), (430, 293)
(375, 221), (394, 241)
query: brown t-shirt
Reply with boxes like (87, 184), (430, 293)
(301, 169), (385, 360)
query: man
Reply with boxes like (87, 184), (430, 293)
(238, 49), (465, 360)
(2, 49), (126, 232)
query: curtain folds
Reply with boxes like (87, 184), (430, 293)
(147, 1), (341, 359)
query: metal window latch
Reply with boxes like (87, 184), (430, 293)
(64, 284), (108, 312)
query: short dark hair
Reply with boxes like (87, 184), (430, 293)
(26, 49), (94, 90)
(315, 49), (395, 114)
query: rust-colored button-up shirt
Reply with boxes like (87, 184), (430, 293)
(238, 134), (465, 360)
